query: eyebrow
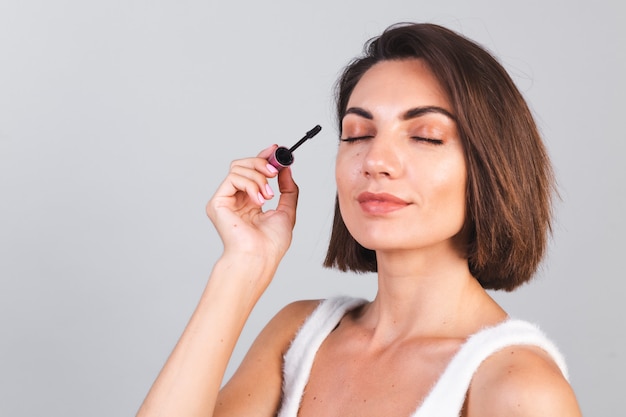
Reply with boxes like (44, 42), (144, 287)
(344, 106), (456, 122)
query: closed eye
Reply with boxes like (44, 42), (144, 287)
(412, 136), (444, 145)
(340, 136), (374, 143)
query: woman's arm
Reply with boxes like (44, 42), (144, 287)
(137, 145), (299, 417)
(467, 345), (582, 417)
(213, 299), (321, 417)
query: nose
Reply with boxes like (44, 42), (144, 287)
(362, 136), (401, 178)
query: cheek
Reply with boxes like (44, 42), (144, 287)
(335, 153), (363, 224)
(434, 163), (466, 192)
(335, 151), (362, 188)
(417, 152), (467, 211)
(335, 169), (351, 210)
(434, 159), (467, 214)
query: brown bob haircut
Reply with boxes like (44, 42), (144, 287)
(323, 23), (555, 291)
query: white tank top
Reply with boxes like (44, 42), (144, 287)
(277, 296), (568, 417)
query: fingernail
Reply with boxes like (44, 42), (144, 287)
(266, 163), (279, 174)
(257, 192), (265, 205)
(265, 183), (274, 197)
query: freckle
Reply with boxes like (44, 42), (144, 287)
(248, 393), (251, 397)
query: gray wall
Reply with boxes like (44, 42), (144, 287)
(1, 1), (623, 415)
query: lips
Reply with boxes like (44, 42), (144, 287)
(357, 192), (410, 214)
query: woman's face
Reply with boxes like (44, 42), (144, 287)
(336, 59), (467, 255)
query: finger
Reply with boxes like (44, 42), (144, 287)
(274, 167), (299, 221)
(208, 149), (282, 214)
(229, 162), (278, 200)
(212, 157), (276, 205)
(231, 152), (280, 179)
(256, 144), (279, 160)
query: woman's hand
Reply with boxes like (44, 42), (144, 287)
(206, 145), (299, 268)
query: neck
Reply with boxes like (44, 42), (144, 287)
(355, 247), (506, 345)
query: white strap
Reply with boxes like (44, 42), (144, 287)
(412, 319), (568, 417)
(277, 297), (367, 417)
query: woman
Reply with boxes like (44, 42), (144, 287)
(137, 23), (582, 416)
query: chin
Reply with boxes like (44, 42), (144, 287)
(350, 226), (465, 254)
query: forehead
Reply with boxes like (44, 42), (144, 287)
(347, 59), (452, 114)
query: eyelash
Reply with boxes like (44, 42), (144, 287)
(340, 136), (373, 143)
(340, 136), (443, 145)
(414, 137), (444, 145)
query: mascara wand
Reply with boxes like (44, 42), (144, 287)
(268, 124), (322, 170)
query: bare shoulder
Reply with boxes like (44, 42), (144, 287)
(262, 299), (323, 350)
(272, 299), (324, 328)
(227, 299), (321, 368)
(214, 299), (321, 416)
(466, 345), (582, 417)
(227, 298), (321, 373)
